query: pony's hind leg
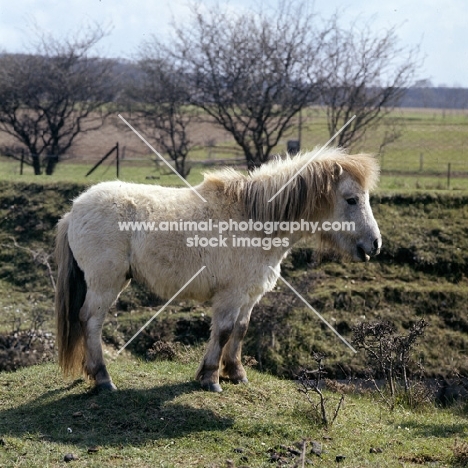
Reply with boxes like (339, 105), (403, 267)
(220, 299), (258, 384)
(80, 279), (130, 391)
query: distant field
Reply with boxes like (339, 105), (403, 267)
(294, 107), (468, 174)
(0, 158), (207, 187)
(1, 107), (467, 190)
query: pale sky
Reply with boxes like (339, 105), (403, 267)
(0, 0), (467, 87)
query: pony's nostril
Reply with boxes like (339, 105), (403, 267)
(373, 238), (381, 250)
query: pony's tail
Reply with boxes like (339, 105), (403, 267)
(55, 214), (87, 377)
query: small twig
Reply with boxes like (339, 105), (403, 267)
(369, 377), (394, 410)
(354, 320), (427, 411)
(313, 386), (328, 427)
(331, 394), (345, 425)
(297, 356), (344, 428)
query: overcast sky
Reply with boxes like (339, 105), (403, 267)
(0, 0), (467, 87)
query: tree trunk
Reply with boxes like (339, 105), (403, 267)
(176, 158), (187, 179)
(45, 155), (59, 175)
(31, 154), (42, 175)
(246, 156), (261, 173)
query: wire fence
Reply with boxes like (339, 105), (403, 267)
(1, 108), (467, 181)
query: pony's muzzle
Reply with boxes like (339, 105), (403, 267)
(357, 237), (381, 262)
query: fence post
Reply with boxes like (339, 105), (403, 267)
(85, 143), (118, 177)
(20, 149), (24, 175)
(298, 108), (302, 146)
(447, 163), (451, 190)
(116, 142), (120, 179)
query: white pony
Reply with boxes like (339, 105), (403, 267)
(55, 148), (381, 392)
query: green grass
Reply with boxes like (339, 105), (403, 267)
(1, 107), (468, 188)
(0, 159), (207, 186)
(0, 357), (466, 467)
(378, 174), (468, 191)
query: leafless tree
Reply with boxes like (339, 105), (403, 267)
(127, 47), (195, 178)
(319, 17), (420, 149)
(167, 1), (327, 170)
(0, 24), (116, 175)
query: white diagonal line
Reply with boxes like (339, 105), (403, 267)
(269, 266), (357, 353)
(117, 266), (206, 355)
(267, 115), (356, 203)
(118, 114), (207, 203)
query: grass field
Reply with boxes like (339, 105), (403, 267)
(297, 107), (468, 174)
(0, 358), (467, 467)
(0, 158), (206, 186)
(1, 107), (467, 190)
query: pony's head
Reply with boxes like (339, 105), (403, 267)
(316, 152), (381, 261)
(243, 148), (381, 262)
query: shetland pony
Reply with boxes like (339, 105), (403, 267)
(55, 148), (381, 392)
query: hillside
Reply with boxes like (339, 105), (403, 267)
(0, 181), (467, 380)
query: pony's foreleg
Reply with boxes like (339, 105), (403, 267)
(220, 299), (258, 384)
(195, 300), (242, 392)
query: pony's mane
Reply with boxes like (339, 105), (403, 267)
(202, 148), (379, 222)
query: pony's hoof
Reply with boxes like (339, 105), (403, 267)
(202, 382), (223, 393)
(233, 377), (249, 385)
(96, 381), (117, 392)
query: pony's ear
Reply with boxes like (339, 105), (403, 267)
(334, 163), (343, 178)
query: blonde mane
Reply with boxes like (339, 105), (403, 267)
(202, 148), (380, 222)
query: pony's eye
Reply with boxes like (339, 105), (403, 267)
(346, 197), (357, 205)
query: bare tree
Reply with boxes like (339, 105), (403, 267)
(319, 17), (420, 149)
(0, 24), (116, 175)
(167, 1), (327, 170)
(352, 319), (427, 410)
(127, 47), (195, 178)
